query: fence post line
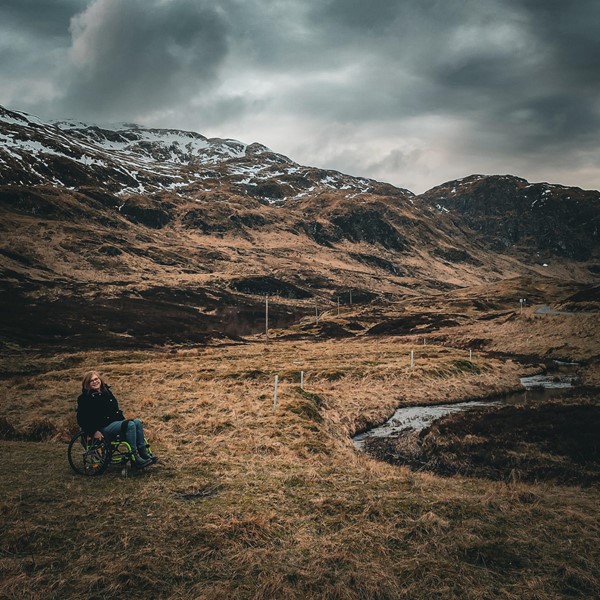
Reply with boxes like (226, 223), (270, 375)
(300, 371), (304, 390)
(469, 349), (473, 363)
(273, 375), (279, 411)
(410, 350), (414, 369)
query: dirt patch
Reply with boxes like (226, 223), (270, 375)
(366, 313), (463, 335)
(364, 392), (600, 486)
(299, 320), (355, 339)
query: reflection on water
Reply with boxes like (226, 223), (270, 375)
(353, 369), (578, 450)
(352, 400), (502, 449)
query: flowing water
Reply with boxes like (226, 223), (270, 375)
(352, 364), (579, 450)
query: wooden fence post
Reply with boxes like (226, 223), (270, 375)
(273, 375), (279, 411)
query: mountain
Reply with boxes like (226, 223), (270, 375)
(419, 175), (599, 263)
(0, 105), (408, 201)
(1, 106), (598, 349)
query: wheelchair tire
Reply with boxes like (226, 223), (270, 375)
(68, 431), (111, 476)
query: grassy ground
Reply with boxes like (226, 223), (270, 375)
(1, 339), (599, 599)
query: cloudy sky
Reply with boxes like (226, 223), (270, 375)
(1, 0), (599, 193)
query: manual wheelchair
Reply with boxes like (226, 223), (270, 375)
(67, 429), (155, 476)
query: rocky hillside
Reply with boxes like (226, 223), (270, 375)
(419, 175), (599, 264)
(0, 106), (408, 202)
(1, 106), (598, 349)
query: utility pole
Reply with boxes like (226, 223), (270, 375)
(265, 294), (269, 339)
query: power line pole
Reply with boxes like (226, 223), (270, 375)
(265, 294), (269, 339)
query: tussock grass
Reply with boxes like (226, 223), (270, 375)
(1, 338), (599, 598)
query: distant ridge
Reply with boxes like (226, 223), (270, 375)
(419, 174), (599, 261)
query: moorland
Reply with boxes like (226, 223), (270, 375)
(1, 292), (599, 599)
(1, 107), (599, 598)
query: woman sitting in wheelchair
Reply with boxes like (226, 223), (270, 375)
(77, 371), (158, 469)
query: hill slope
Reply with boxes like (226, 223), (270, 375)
(419, 174), (599, 263)
(1, 106), (598, 348)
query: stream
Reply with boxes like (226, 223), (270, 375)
(352, 363), (579, 451)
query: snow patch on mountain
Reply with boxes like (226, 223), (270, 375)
(0, 105), (413, 203)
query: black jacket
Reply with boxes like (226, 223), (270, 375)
(76, 385), (125, 435)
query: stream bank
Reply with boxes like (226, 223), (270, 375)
(354, 364), (600, 486)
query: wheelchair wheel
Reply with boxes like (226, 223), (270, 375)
(68, 431), (111, 476)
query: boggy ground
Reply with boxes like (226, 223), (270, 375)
(364, 389), (600, 487)
(1, 339), (599, 599)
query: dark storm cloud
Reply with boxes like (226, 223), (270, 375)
(484, 94), (600, 155)
(0, 0), (84, 37)
(279, 1), (530, 121)
(61, 0), (229, 119)
(0, 1), (82, 111)
(312, 0), (403, 33)
(0, 0), (598, 190)
(509, 0), (600, 81)
(451, 0), (600, 153)
(298, 0), (600, 161)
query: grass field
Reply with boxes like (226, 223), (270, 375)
(1, 338), (599, 599)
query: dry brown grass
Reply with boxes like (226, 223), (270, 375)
(442, 310), (600, 362)
(1, 339), (599, 599)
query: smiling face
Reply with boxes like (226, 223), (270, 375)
(88, 374), (102, 392)
(82, 371), (103, 392)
